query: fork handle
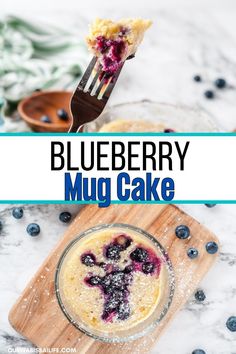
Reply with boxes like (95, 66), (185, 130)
(68, 124), (84, 133)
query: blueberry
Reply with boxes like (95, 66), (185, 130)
(101, 274), (113, 293)
(205, 241), (218, 254)
(59, 211), (72, 223)
(101, 274), (114, 293)
(226, 316), (236, 332)
(101, 309), (113, 321)
(164, 128), (175, 133)
(117, 302), (130, 320)
(123, 272), (133, 286)
(12, 207), (23, 219)
(102, 283), (113, 295)
(195, 289), (206, 302)
(130, 247), (148, 262)
(193, 75), (202, 82)
(87, 276), (101, 286)
(205, 204), (216, 208)
(81, 253), (96, 267)
(215, 78), (226, 89)
(115, 234), (132, 250)
(102, 271), (126, 294)
(110, 271), (125, 289)
(192, 350), (206, 354)
(124, 264), (134, 273)
(142, 262), (155, 274)
(187, 247), (199, 259)
(26, 223), (40, 237)
(101, 284), (113, 295)
(175, 225), (190, 239)
(106, 244), (121, 260)
(57, 109), (68, 121)
(105, 290), (124, 311)
(204, 90), (215, 99)
(40, 115), (51, 123)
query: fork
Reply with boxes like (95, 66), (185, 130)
(68, 56), (124, 132)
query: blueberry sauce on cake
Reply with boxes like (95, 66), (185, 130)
(86, 18), (152, 77)
(59, 227), (164, 332)
(94, 36), (126, 76)
(82, 234), (161, 323)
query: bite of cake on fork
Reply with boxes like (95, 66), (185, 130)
(69, 18), (152, 133)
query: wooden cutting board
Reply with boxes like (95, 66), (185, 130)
(9, 204), (219, 353)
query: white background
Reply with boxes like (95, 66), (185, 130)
(0, 135), (235, 201)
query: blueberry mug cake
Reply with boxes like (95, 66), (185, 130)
(99, 119), (168, 132)
(86, 18), (152, 77)
(56, 225), (174, 341)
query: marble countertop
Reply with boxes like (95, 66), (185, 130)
(1, 0), (236, 353)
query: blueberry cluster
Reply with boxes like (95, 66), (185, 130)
(130, 247), (148, 262)
(175, 224), (219, 259)
(40, 108), (69, 124)
(8, 208), (72, 237)
(105, 234), (132, 261)
(193, 75), (228, 99)
(130, 247), (157, 274)
(95, 35), (126, 77)
(82, 234), (133, 322)
(82, 234), (159, 322)
(11, 207), (41, 237)
(87, 270), (132, 321)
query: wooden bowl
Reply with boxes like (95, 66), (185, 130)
(18, 91), (73, 132)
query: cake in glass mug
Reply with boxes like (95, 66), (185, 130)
(56, 225), (174, 341)
(99, 119), (168, 132)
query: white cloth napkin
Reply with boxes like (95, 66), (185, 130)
(0, 15), (89, 102)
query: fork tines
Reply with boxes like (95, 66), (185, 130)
(78, 56), (123, 101)
(102, 64), (124, 101)
(78, 56), (97, 91)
